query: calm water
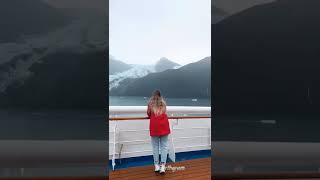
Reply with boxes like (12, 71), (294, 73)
(109, 96), (211, 106)
(0, 109), (106, 140)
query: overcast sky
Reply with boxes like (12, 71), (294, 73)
(109, 0), (211, 65)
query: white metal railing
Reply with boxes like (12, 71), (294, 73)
(109, 106), (211, 115)
(109, 106), (211, 171)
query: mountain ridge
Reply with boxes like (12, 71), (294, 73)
(110, 57), (211, 98)
(155, 57), (180, 72)
(109, 57), (132, 75)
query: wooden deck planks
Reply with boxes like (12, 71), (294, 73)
(109, 157), (211, 180)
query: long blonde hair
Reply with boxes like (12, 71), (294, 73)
(148, 90), (166, 116)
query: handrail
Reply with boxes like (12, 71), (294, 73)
(109, 106), (211, 115)
(108, 116), (211, 121)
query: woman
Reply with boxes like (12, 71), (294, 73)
(147, 90), (171, 174)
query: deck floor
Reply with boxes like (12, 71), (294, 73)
(109, 157), (211, 180)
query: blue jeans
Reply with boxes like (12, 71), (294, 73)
(151, 135), (169, 165)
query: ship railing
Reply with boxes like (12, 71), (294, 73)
(108, 106), (211, 171)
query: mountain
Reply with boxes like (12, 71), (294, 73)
(0, 0), (107, 109)
(0, 0), (70, 43)
(212, 5), (227, 16)
(109, 57), (180, 90)
(110, 57), (211, 98)
(212, 5), (229, 24)
(44, 0), (106, 14)
(154, 57), (180, 72)
(0, 50), (106, 109)
(213, 0), (320, 116)
(109, 57), (132, 75)
(0, 0), (107, 96)
(109, 64), (154, 90)
(214, 0), (275, 16)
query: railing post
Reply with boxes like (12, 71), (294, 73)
(112, 120), (118, 171)
(20, 168), (24, 176)
(172, 119), (176, 162)
(209, 125), (211, 147)
(168, 119), (176, 162)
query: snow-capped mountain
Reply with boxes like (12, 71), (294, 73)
(109, 64), (155, 90)
(0, 0), (107, 108)
(0, 5), (107, 93)
(109, 57), (211, 97)
(109, 57), (181, 90)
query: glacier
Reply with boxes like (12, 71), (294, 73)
(109, 64), (155, 90)
(109, 64), (183, 90)
(0, 16), (107, 93)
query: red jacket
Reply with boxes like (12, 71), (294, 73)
(147, 104), (171, 136)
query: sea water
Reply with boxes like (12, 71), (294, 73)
(109, 96), (211, 106)
(0, 109), (106, 140)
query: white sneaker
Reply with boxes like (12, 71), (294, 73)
(160, 164), (166, 174)
(154, 164), (160, 172)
